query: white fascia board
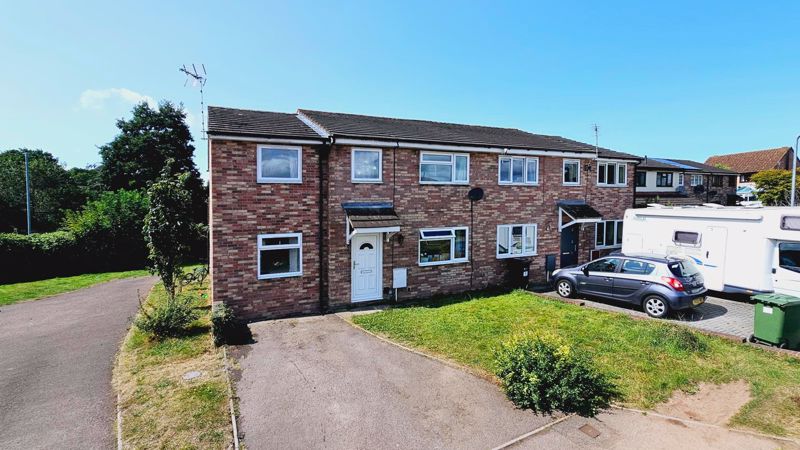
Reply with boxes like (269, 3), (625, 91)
(208, 134), (326, 145)
(332, 137), (597, 159)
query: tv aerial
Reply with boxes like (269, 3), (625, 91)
(180, 64), (207, 141)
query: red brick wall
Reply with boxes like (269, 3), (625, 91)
(210, 139), (322, 321)
(210, 139), (635, 319)
(325, 146), (633, 308)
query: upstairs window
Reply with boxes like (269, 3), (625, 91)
(499, 156), (538, 185)
(257, 233), (303, 279)
(656, 172), (673, 187)
(420, 152), (469, 184)
(563, 160), (580, 185)
(497, 224), (537, 258)
(352, 148), (382, 183)
(258, 145), (301, 183)
(691, 174), (704, 186)
(597, 161), (627, 186)
(596, 220), (623, 248)
(635, 171), (647, 187)
(418, 227), (468, 266)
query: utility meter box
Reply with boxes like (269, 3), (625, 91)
(393, 268), (407, 289)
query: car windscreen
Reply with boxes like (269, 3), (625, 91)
(667, 260), (700, 278)
(779, 242), (800, 273)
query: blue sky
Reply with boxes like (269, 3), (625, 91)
(2, 1), (799, 178)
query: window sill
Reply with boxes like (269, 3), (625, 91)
(596, 184), (628, 188)
(498, 182), (539, 186)
(419, 181), (470, 185)
(594, 245), (621, 250)
(351, 179), (383, 184)
(418, 259), (469, 267)
(497, 253), (537, 259)
(258, 272), (303, 280)
(257, 179), (303, 184)
(562, 182), (580, 186)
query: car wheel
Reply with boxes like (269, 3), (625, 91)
(643, 295), (670, 318)
(556, 279), (575, 298)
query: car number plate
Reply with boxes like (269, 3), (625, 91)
(692, 296), (705, 306)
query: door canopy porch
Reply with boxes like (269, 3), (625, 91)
(557, 201), (603, 231)
(343, 202), (401, 243)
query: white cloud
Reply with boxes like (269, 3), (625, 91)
(78, 88), (156, 110)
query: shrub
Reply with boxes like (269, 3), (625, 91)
(494, 334), (620, 417)
(649, 325), (708, 354)
(211, 302), (237, 346)
(0, 231), (81, 283)
(135, 294), (198, 338)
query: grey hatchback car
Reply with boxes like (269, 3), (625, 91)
(551, 254), (707, 318)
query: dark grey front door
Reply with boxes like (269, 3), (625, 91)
(560, 224), (579, 268)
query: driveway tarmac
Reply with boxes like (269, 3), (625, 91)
(0, 276), (157, 450)
(233, 314), (555, 449)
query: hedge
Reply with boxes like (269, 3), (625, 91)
(0, 230), (147, 284)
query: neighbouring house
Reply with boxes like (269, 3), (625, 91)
(634, 158), (739, 207)
(208, 107), (640, 320)
(705, 147), (797, 189)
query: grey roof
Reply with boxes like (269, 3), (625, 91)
(342, 202), (401, 229)
(207, 106), (324, 140)
(207, 106), (640, 159)
(637, 157), (738, 174)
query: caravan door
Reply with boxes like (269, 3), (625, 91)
(773, 242), (800, 296)
(700, 227), (728, 292)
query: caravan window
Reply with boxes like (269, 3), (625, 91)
(778, 242), (800, 273)
(673, 231), (701, 246)
(781, 216), (800, 231)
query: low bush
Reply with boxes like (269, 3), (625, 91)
(494, 334), (620, 417)
(649, 325), (709, 354)
(135, 294), (198, 338)
(0, 231), (80, 283)
(210, 302), (237, 346)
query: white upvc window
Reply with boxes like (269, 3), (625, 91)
(563, 159), (580, 185)
(257, 233), (303, 279)
(419, 152), (469, 184)
(497, 224), (537, 258)
(499, 156), (539, 185)
(678, 173), (684, 186)
(690, 174), (704, 186)
(418, 227), (468, 266)
(597, 161), (627, 186)
(351, 148), (382, 183)
(595, 220), (623, 248)
(257, 145), (302, 183)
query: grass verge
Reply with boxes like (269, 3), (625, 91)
(352, 290), (800, 437)
(113, 278), (233, 449)
(0, 269), (150, 306)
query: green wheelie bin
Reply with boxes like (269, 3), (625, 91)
(749, 293), (800, 349)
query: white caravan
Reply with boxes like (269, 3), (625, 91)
(622, 205), (800, 296)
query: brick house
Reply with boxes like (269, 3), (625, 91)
(634, 157), (739, 206)
(705, 147), (797, 188)
(208, 107), (641, 320)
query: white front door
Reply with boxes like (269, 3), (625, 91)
(351, 233), (382, 302)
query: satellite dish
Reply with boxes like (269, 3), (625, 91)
(468, 187), (484, 201)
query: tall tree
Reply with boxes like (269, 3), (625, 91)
(99, 101), (206, 223)
(0, 149), (76, 232)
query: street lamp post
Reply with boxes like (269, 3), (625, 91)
(793, 136), (799, 207)
(24, 149), (31, 235)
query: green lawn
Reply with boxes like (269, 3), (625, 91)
(353, 290), (800, 437)
(114, 278), (232, 449)
(0, 269), (150, 306)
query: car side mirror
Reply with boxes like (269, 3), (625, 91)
(582, 266), (589, 276)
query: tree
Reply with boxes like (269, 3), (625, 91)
(0, 149), (76, 232)
(143, 164), (195, 301)
(99, 101), (206, 224)
(752, 169), (800, 206)
(65, 166), (104, 207)
(63, 189), (149, 269)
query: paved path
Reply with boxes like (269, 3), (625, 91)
(0, 276), (157, 450)
(233, 314), (556, 449)
(541, 291), (755, 338)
